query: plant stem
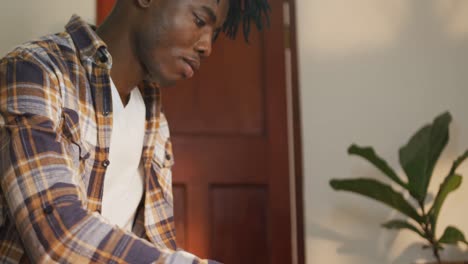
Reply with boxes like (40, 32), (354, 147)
(421, 150), (468, 263)
(448, 149), (468, 176)
(418, 201), (441, 263)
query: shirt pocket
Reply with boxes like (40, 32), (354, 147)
(61, 109), (94, 204)
(61, 108), (96, 161)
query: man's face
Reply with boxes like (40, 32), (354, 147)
(134, 0), (229, 87)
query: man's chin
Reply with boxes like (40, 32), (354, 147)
(144, 74), (176, 88)
(158, 79), (177, 88)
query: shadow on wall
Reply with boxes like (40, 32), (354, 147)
(310, 217), (468, 263)
(310, 222), (414, 263)
(301, 0), (468, 58)
(301, 0), (468, 263)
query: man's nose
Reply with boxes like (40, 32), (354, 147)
(195, 32), (213, 58)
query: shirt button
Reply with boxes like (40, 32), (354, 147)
(98, 54), (108, 63)
(43, 205), (54, 214)
(102, 159), (110, 168)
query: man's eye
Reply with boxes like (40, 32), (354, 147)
(194, 15), (206, 27)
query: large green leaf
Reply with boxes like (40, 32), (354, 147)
(399, 125), (431, 201)
(382, 219), (426, 239)
(438, 226), (468, 245)
(348, 145), (407, 189)
(330, 178), (422, 223)
(428, 174), (462, 233)
(399, 112), (451, 202)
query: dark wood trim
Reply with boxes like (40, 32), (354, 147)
(264, 1), (293, 262)
(96, 0), (115, 25)
(287, 0), (305, 263)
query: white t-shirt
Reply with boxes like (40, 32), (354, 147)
(101, 79), (145, 231)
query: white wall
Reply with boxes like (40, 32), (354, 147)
(296, 0), (468, 263)
(0, 0), (95, 56)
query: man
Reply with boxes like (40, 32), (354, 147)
(0, 0), (269, 263)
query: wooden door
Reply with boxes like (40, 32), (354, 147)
(98, 1), (293, 263)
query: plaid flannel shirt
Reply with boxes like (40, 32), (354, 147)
(0, 15), (220, 264)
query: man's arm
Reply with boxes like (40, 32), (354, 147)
(0, 55), (218, 264)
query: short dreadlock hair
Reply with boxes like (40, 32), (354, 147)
(222, 0), (271, 42)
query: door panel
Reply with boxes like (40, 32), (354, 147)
(97, 1), (292, 263)
(211, 186), (269, 263)
(164, 32), (265, 136)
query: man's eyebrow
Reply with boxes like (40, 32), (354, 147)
(200, 5), (217, 24)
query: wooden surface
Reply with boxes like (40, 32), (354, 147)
(424, 262), (468, 264)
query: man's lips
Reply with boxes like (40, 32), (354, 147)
(184, 57), (200, 71)
(182, 57), (200, 78)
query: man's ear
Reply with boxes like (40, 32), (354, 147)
(136, 0), (153, 8)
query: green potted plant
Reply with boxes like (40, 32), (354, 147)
(330, 112), (468, 264)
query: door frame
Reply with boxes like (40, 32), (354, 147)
(285, 0), (305, 263)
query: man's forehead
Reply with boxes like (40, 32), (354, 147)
(192, 0), (229, 26)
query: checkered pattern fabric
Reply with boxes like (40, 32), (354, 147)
(0, 15), (219, 264)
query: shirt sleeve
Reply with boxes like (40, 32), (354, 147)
(0, 55), (221, 264)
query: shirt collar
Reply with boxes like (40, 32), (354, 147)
(65, 15), (112, 67)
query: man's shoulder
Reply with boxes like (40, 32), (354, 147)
(2, 31), (77, 70)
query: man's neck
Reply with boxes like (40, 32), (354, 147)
(96, 14), (143, 105)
